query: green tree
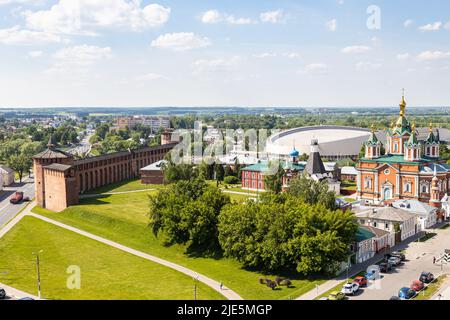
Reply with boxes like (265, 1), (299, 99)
(218, 194), (358, 275)
(214, 163), (225, 182)
(287, 175), (337, 210)
(7, 154), (32, 182)
(149, 178), (230, 254)
(163, 163), (198, 184)
(264, 165), (284, 194)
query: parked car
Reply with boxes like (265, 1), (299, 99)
(0, 288), (6, 300)
(318, 297), (328, 301)
(390, 296), (401, 300)
(391, 251), (406, 261)
(410, 280), (425, 292)
(18, 297), (34, 300)
(398, 287), (417, 300)
(10, 191), (24, 204)
(388, 256), (402, 266)
(342, 282), (360, 296)
(419, 272), (434, 284)
(353, 276), (368, 287)
(328, 291), (346, 301)
(380, 262), (393, 273)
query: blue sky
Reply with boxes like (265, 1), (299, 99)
(0, 0), (449, 108)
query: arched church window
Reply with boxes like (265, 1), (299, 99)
(404, 181), (412, 193)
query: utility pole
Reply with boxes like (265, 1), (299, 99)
(32, 250), (43, 300)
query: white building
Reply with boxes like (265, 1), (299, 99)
(0, 166), (14, 186)
(392, 199), (438, 230)
(355, 206), (418, 242)
(442, 194), (450, 220)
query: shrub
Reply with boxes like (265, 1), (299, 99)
(275, 277), (285, 286)
(224, 176), (240, 185)
(266, 280), (277, 290)
(280, 279), (292, 288)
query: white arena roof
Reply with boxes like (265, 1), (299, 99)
(266, 126), (384, 158)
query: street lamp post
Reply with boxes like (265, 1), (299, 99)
(32, 250), (43, 300)
(193, 276), (199, 301)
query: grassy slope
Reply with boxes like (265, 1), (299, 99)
(85, 179), (164, 194)
(0, 216), (223, 300)
(33, 190), (325, 300)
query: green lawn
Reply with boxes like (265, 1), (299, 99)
(0, 216), (224, 300)
(33, 189), (325, 300)
(340, 181), (357, 191)
(414, 275), (448, 300)
(222, 185), (259, 194)
(85, 178), (164, 194)
(225, 192), (258, 204)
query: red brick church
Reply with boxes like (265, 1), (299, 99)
(356, 94), (450, 208)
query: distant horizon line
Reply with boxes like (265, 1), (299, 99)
(0, 105), (449, 110)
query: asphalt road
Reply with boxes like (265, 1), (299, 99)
(0, 178), (35, 229)
(350, 226), (450, 300)
(0, 282), (38, 300)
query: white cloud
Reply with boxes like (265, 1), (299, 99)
(416, 50), (450, 62)
(24, 0), (171, 35)
(298, 63), (328, 74)
(355, 61), (382, 71)
(201, 10), (222, 24)
(260, 10), (285, 24)
(200, 10), (256, 25)
(341, 45), (371, 54)
(193, 56), (240, 74)
(28, 50), (43, 58)
(418, 21), (442, 31)
(325, 19), (337, 32)
(397, 53), (411, 61)
(151, 32), (211, 52)
(46, 45), (112, 76)
(226, 16), (257, 25)
(404, 19), (413, 28)
(283, 52), (301, 59)
(52, 45), (111, 64)
(0, 26), (65, 44)
(253, 52), (277, 58)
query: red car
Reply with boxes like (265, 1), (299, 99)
(10, 192), (24, 204)
(353, 276), (368, 287)
(410, 280), (424, 292)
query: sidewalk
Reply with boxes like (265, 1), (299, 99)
(297, 232), (425, 300)
(0, 282), (39, 300)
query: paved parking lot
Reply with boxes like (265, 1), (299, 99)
(350, 227), (450, 300)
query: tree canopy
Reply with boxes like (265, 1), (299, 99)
(149, 178), (231, 255)
(218, 194), (358, 275)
